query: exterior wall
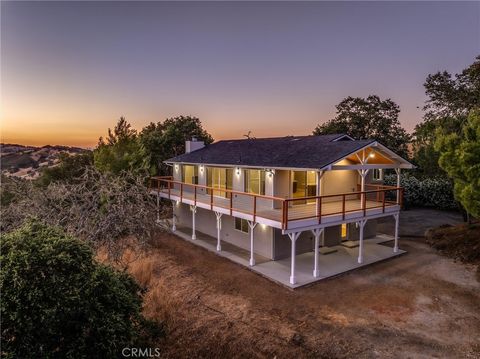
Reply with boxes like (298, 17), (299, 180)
(347, 220), (377, 240)
(321, 161), (358, 202)
(273, 170), (290, 209)
(174, 203), (274, 259)
(273, 229), (313, 260)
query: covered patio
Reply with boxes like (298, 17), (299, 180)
(172, 226), (405, 289)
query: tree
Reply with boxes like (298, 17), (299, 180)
(140, 116), (214, 175)
(94, 117), (148, 175)
(1, 168), (163, 260)
(313, 95), (411, 158)
(435, 109), (480, 218)
(37, 151), (94, 186)
(412, 56), (480, 176)
(1, 220), (154, 358)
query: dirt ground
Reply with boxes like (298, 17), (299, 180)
(125, 233), (480, 359)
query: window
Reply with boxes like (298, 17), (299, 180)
(206, 167), (233, 197)
(182, 165), (198, 184)
(234, 218), (249, 233)
(341, 223), (348, 239)
(245, 169), (266, 195)
(372, 169), (383, 181)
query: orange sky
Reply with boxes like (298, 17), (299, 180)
(1, 1), (478, 148)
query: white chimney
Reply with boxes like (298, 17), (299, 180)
(185, 137), (205, 153)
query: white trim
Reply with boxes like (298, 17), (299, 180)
(331, 134), (355, 141)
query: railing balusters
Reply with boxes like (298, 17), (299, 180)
(210, 190), (213, 210)
(382, 190), (386, 213)
(148, 177), (403, 227)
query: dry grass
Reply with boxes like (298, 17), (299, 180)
(96, 233), (480, 358)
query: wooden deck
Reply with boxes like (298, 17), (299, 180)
(155, 187), (400, 231)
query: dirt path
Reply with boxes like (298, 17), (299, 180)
(126, 233), (480, 358)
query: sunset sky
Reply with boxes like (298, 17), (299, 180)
(1, 1), (479, 148)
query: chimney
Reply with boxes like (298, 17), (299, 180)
(185, 137), (205, 153)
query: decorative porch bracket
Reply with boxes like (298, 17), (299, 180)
(247, 221), (258, 266)
(215, 212), (223, 251)
(357, 219), (368, 264)
(288, 232), (301, 284)
(311, 228), (324, 278)
(190, 205), (197, 240)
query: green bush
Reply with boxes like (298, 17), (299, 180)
(1, 220), (156, 358)
(384, 174), (458, 210)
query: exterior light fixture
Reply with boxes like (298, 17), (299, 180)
(236, 167), (241, 175)
(369, 153), (375, 158)
(266, 169), (275, 177)
(199, 165), (204, 172)
(175, 164), (179, 171)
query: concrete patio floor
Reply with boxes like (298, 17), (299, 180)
(172, 227), (406, 289)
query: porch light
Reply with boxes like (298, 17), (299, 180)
(369, 153), (375, 158)
(266, 169), (275, 177)
(175, 164), (179, 171)
(199, 165), (204, 172)
(236, 167), (241, 175)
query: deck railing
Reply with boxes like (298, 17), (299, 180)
(150, 176), (403, 230)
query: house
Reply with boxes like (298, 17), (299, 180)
(151, 134), (414, 287)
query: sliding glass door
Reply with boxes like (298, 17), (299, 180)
(207, 167), (233, 198)
(291, 171), (317, 205)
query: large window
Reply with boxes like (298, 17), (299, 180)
(182, 165), (198, 184)
(234, 218), (249, 233)
(244, 169), (266, 195)
(207, 167), (233, 197)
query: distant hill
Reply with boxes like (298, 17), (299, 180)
(1, 143), (90, 179)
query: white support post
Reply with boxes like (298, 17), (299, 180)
(312, 228), (324, 278)
(316, 171), (324, 217)
(357, 220), (367, 264)
(393, 213), (399, 253)
(247, 221), (258, 266)
(190, 205), (197, 240)
(395, 168), (401, 204)
(215, 212), (223, 251)
(288, 232), (301, 284)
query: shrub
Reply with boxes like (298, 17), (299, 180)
(385, 174), (458, 210)
(1, 220), (159, 358)
(0, 168), (164, 260)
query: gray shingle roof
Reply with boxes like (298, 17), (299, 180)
(165, 135), (376, 170)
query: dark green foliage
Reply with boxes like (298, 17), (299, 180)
(37, 151), (94, 186)
(313, 95), (410, 158)
(140, 115), (214, 175)
(412, 56), (480, 176)
(384, 174), (458, 210)
(94, 117), (149, 175)
(1, 220), (155, 358)
(435, 109), (480, 218)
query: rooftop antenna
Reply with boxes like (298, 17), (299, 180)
(243, 131), (256, 140)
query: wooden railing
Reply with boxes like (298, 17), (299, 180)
(150, 176), (403, 230)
